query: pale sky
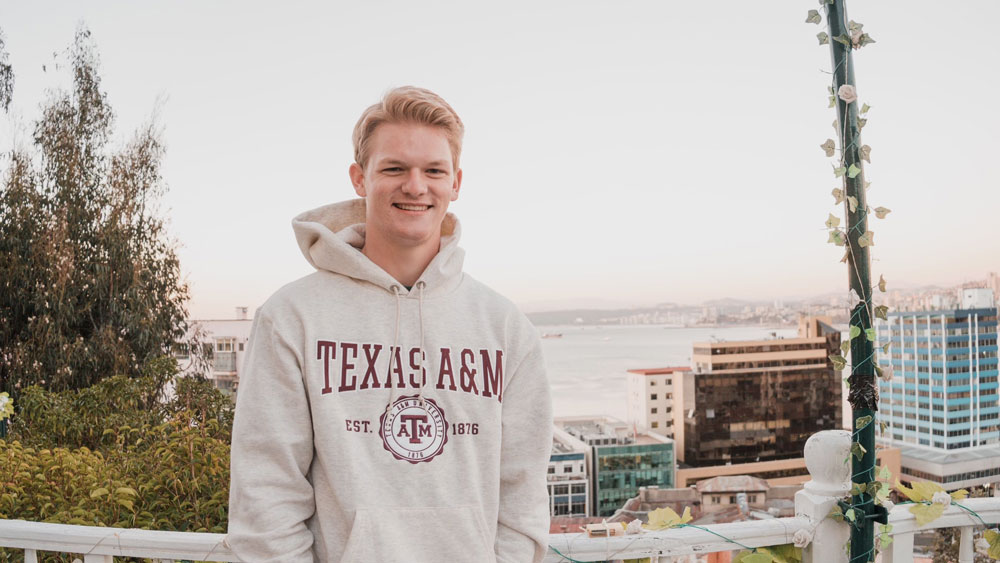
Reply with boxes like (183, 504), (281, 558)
(2, 1), (998, 319)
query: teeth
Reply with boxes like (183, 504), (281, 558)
(396, 204), (430, 211)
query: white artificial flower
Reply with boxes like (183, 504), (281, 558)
(931, 491), (952, 506)
(838, 84), (858, 104)
(879, 364), (894, 383)
(793, 528), (814, 548)
(625, 519), (644, 535)
(976, 537), (990, 552)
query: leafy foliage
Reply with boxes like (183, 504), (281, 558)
(0, 26), (203, 399)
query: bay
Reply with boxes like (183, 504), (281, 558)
(540, 324), (798, 420)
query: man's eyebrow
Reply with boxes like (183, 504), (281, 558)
(376, 158), (449, 168)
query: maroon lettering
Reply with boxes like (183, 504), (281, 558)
(359, 344), (383, 390)
(409, 347), (427, 388)
(399, 414), (428, 444)
(436, 348), (457, 391)
(317, 340), (337, 394)
(381, 346), (405, 388)
(459, 348), (479, 395)
(339, 342), (358, 392)
(480, 349), (504, 402)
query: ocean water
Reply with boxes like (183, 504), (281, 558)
(539, 324), (798, 420)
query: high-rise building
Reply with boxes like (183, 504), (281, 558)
(625, 366), (691, 437)
(548, 429), (590, 517)
(555, 416), (675, 517)
(676, 316), (842, 466)
(876, 288), (1000, 490)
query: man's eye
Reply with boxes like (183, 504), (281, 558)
(427, 169), (446, 175)
(383, 167), (403, 173)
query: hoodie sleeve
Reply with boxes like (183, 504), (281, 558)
(495, 333), (553, 563)
(227, 307), (316, 562)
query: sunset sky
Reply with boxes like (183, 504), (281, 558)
(2, 1), (997, 319)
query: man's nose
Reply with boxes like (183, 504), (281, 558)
(401, 168), (427, 195)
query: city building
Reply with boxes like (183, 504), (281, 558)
(548, 428), (590, 517)
(626, 366), (691, 437)
(173, 307), (254, 396)
(876, 288), (1000, 490)
(676, 316), (842, 466)
(555, 416), (675, 517)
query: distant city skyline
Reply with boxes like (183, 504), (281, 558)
(2, 1), (997, 320)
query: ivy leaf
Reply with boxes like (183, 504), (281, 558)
(859, 33), (876, 47)
(879, 524), (894, 548)
(829, 354), (847, 371)
(849, 325), (861, 340)
(850, 482), (868, 496)
(984, 529), (1000, 559)
(879, 420), (889, 434)
(878, 274), (887, 292)
(758, 545), (803, 563)
(845, 508), (857, 522)
(861, 103), (871, 114)
(851, 442), (867, 460)
(832, 188), (845, 204)
(644, 506), (693, 530)
(910, 502), (946, 526)
(858, 230), (875, 247)
(828, 230), (846, 246)
(834, 166), (847, 178)
(736, 553), (773, 563)
(817, 32), (829, 45)
(865, 328), (877, 342)
(847, 196), (859, 213)
(825, 213), (841, 229)
(820, 139), (836, 157)
(833, 33), (852, 46)
(856, 415), (873, 429)
(847, 163), (862, 178)
(864, 180), (872, 191)
(874, 207), (891, 219)
(882, 342), (891, 354)
(896, 479), (944, 502)
(805, 9), (822, 24)
(858, 117), (868, 129)
(950, 489), (969, 502)
(841, 340), (850, 354)
(860, 145), (871, 163)
(828, 95), (836, 109)
(875, 305), (889, 320)
(848, 20), (864, 33)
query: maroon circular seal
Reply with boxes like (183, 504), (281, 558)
(378, 395), (449, 464)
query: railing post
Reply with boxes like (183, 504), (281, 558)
(794, 430), (851, 563)
(959, 525), (974, 563)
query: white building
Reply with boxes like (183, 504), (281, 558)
(174, 307), (254, 396)
(625, 366), (689, 437)
(548, 427), (590, 517)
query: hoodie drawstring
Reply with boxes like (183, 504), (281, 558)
(384, 285), (402, 417)
(415, 282), (428, 409)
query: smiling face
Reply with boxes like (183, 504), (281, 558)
(349, 122), (462, 255)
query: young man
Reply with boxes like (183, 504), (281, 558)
(227, 87), (553, 563)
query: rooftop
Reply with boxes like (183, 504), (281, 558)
(627, 366), (692, 376)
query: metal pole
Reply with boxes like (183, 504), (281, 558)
(824, 1), (881, 561)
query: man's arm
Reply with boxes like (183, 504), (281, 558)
(495, 336), (553, 563)
(227, 308), (315, 562)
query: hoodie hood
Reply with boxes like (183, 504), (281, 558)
(292, 198), (465, 297)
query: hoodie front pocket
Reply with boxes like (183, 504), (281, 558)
(337, 505), (496, 563)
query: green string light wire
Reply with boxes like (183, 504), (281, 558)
(547, 522), (764, 562)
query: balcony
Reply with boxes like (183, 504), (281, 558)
(211, 352), (236, 373)
(1, 431), (999, 562)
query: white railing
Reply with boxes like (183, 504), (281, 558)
(1, 429), (998, 563)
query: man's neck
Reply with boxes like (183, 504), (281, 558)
(361, 234), (441, 288)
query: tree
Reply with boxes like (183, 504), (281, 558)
(0, 26), (199, 397)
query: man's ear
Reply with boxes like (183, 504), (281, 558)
(451, 168), (463, 202)
(349, 163), (366, 197)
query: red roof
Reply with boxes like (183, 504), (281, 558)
(627, 366), (691, 376)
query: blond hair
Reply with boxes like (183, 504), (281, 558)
(352, 86), (465, 171)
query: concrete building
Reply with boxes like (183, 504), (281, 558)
(555, 416), (675, 517)
(676, 316), (842, 466)
(548, 428), (590, 517)
(876, 288), (1000, 490)
(174, 307), (254, 396)
(626, 366), (691, 437)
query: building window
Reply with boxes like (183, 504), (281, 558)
(651, 422), (659, 428)
(238, 342), (245, 352)
(216, 339), (234, 352)
(666, 378), (672, 385)
(563, 466), (573, 473)
(650, 380), (657, 386)
(651, 408), (658, 414)
(650, 394), (658, 400)
(548, 467), (555, 474)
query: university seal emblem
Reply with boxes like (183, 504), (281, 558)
(378, 395), (449, 463)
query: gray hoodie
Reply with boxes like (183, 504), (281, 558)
(226, 199), (553, 562)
